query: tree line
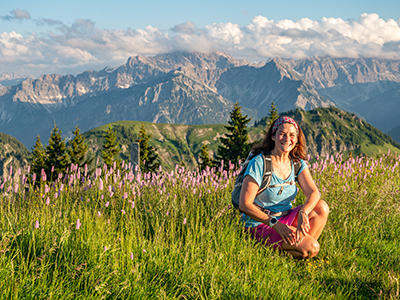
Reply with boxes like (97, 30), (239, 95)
(31, 123), (161, 181)
(31, 101), (279, 179)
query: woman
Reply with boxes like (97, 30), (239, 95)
(239, 116), (329, 259)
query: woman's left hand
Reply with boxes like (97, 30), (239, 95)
(296, 209), (310, 242)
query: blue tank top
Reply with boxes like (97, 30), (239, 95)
(241, 154), (307, 227)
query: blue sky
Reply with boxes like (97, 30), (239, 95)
(1, 0), (400, 77)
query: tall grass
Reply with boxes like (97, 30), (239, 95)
(0, 152), (399, 299)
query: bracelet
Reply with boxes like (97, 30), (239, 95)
(299, 209), (308, 217)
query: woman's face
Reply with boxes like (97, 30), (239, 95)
(272, 123), (298, 154)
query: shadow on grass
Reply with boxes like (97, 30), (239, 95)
(323, 276), (383, 299)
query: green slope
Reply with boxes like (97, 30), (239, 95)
(1, 106), (398, 175)
(256, 106), (400, 157)
(83, 107), (400, 170)
(0, 132), (30, 178)
(83, 120), (264, 169)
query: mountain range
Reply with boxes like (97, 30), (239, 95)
(1, 50), (400, 148)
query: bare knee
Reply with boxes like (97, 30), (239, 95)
(301, 239), (320, 258)
(316, 199), (329, 218)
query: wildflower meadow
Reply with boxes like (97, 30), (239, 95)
(0, 151), (400, 299)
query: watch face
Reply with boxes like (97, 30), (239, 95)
(271, 217), (277, 224)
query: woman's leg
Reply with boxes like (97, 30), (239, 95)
(282, 200), (329, 259)
(292, 199), (329, 240)
(282, 235), (320, 259)
(306, 199), (329, 240)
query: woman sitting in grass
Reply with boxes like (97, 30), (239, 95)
(238, 116), (329, 259)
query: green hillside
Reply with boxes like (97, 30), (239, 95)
(2, 106), (397, 175)
(0, 132), (30, 178)
(256, 106), (400, 157)
(83, 107), (400, 170)
(83, 121), (264, 169)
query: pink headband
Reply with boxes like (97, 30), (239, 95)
(272, 116), (299, 134)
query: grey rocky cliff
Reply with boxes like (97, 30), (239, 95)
(3, 51), (400, 148)
(0, 50), (334, 148)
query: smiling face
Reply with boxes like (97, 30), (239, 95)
(271, 123), (298, 154)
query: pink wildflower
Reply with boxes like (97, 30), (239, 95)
(105, 201), (109, 207)
(99, 178), (104, 190)
(76, 219), (81, 230)
(97, 211), (101, 217)
(34, 221), (39, 229)
(121, 210), (126, 214)
(130, 252), (134, 260)
(41, 170), (46, 181)
(183, 218), (187, 225)
(123, 192), (128, 200)
(46, 197), (50, 206)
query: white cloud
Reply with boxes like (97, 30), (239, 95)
(1, 13), (400, 77)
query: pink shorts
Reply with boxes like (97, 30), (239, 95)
(245, 205), (302, 250)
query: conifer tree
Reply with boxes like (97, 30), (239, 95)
(45, 124), (69, 179)
(198, 142), (213, 171)
(31, 135), (47, 178)
(101, 125), (121, 168)
(136, 124), (160, 173)
(68, 126), (93, 168)
(268, 101), (279, 126)
(215, 102), (251, 169)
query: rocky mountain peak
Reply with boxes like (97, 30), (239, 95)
(284, 57), (400, 88)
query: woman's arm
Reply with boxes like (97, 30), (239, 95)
(238, 175), (270, 223)
(239, 175), (297, 245)
(296, 167), (320, 238)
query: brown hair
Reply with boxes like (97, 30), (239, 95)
(252, 117), (308, 162)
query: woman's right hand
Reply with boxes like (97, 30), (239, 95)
(273, 222), (297, 246)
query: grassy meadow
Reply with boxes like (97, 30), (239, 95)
(0, 151), (400, 299)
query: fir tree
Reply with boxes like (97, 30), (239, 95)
(45, 124), (69, 179)
(198, 142), (213, 171)
(31, 135), (47, 179)
(136, 124), (160, 173)
(215, 102), (251, 169)
(68, 126), (93, 168)
(268, 101), (279, 126)
(101, 125), (121, 168)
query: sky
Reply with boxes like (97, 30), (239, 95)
(1, 0), (400, 78)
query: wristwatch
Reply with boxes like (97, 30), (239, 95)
(269, 216), (278, 227)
